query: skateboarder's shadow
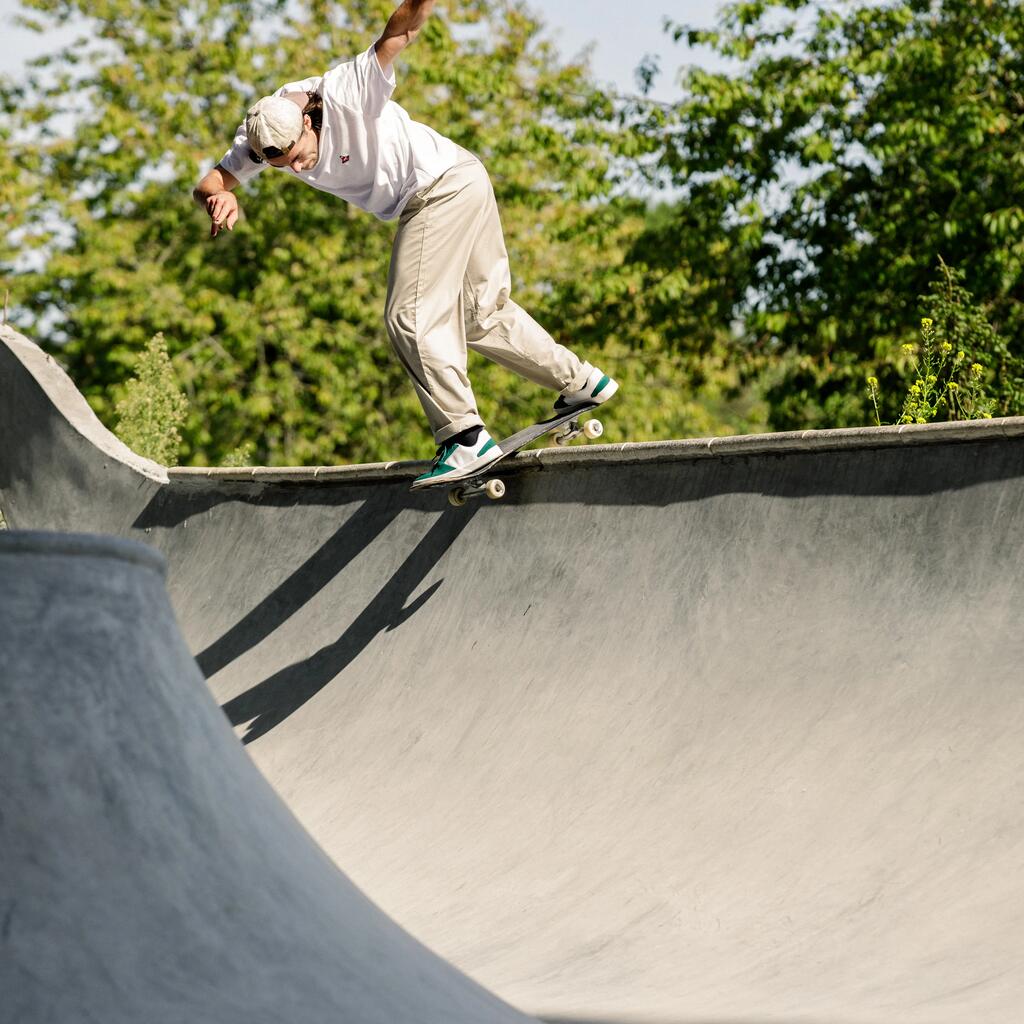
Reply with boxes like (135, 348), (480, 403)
(196, 498), (405, 680)
(221, 508), (474, 744)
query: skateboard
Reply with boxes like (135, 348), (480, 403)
(442, 402), (604, 507)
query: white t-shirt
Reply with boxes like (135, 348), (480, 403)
(218, 45), (460, 221)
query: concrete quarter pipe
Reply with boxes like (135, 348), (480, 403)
(0, 532), (533, 1024)
(2, 323), (1024, 1022)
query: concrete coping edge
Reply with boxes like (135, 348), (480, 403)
(0, 530), (167, 574)
(167, 416), (1024, 486)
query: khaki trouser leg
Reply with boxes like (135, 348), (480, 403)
(385, 162), (482, 444)
(461, 165), (591, 395)
(385, 156), (591, 445)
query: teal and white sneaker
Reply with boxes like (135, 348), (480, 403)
(554, 367), (619, 412)
(411, 428), (503, 490)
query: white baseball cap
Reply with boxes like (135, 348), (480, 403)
(245, 96), (303, 160)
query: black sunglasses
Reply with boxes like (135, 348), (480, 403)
(260, 137), (298, 160)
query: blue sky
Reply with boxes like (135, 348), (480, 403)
(0, 0), (719, 101)
(525, 0), (718, 100)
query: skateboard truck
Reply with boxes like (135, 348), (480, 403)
(553, 417), (604, 446)
(448, 477), (506, 507)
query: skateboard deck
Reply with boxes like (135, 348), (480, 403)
(436, 402), (603, 506)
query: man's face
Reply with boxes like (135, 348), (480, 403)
(266, 115), (319, 173)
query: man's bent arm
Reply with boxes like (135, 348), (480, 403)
(193, 165), (239, 204)
(375, 0), (436, 74)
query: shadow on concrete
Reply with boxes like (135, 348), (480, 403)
(504, 436), (1024, 510)
(196, 498), (403, 678)
(221, 506), (474, 743)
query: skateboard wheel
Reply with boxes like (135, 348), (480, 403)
(584, 418), (603, 440)
(448, 487), (467, 507)
(484, 478), (506, 501)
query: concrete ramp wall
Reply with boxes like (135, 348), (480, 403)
(0, 532), (533, 1024)
(3, 324), (1024, 1022)
(153, 436), (1024, 1024)
(0, 325), (165, 534)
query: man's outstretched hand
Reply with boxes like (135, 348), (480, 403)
(205, 191), (240, 237)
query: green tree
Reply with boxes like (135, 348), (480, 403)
(550, 195), (770, 439)
(622, 0), (1024, 429)
(3, 0), (789, 459)
(2, 0), (662, 466)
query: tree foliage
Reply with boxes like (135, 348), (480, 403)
(7, 0), (1017, 456)
(5, 0), (734, 466)
(623, 0), (1024, 429)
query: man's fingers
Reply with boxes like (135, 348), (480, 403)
(205, 193), (237, 238)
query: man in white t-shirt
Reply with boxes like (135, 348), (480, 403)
(193, 0), (618, 488)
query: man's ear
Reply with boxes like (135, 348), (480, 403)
(303, 113), (313, 132)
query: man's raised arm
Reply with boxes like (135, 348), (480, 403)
(375, 0), (436, 74)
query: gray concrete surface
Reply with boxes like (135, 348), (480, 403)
(0, 531), (534, 1024)
(3, 324), (1024, 1022)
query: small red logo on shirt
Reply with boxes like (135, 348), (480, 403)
(340, 155), (350, 164)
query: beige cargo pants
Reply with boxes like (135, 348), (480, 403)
(384, 152), (593, 444)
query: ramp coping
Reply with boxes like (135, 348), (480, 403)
(167, 416), (1024, 485)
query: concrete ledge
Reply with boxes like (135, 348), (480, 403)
(167, 417), (1024, 486)
(169, 460), (429, 485)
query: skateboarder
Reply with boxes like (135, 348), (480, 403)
(192, 0), (617, 488)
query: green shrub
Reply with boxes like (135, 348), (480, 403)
(114, 333), (188, 466)
(867, 261), (1004, 426)
(221, 442), (255, 468)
